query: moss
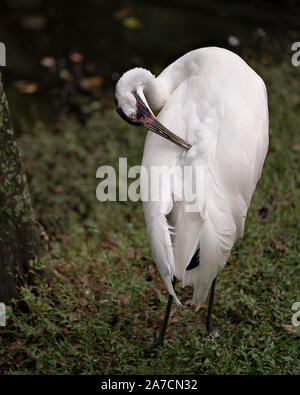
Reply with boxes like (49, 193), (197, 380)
(0, 71), (46, 303)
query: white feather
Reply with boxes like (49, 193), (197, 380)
(118, 47), (269, 309)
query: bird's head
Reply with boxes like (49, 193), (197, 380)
(115, 68), (191, 151)
(115, 89), (153, 127)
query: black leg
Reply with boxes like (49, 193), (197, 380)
(145, 278), (176, 352)
(156, 280), (175, 345)
(206, 277), (217, 334)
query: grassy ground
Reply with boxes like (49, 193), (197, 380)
(0, 54), (299, 374)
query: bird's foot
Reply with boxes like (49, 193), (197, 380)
(207, 326), (221, 339)
(144, 330), (168, 356)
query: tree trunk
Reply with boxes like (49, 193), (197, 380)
(0, 72), (46, 304)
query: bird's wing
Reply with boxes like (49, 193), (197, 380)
(172, 54), (268, 309)
(141, 129), (183, 305)
(142, 48), (268, 309)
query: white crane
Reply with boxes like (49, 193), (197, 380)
(115, 47), (269, 349)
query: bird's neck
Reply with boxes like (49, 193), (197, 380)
(143, 74), (169, 111)
(143, 59), (187, 112)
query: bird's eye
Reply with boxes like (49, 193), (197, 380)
(130, 114), (137, 120)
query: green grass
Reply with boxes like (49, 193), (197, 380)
(0, 55), (299, 374)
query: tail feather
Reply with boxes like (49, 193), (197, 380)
(143, 199), (183, 304)
(188, 213), (235, 310)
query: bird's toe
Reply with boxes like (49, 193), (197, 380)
(209, 326), (221, 339)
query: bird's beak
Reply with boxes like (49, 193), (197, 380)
(145, 118), (191, 151)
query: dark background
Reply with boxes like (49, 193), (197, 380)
(1, 0), (300, 127)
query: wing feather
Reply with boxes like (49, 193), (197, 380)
(141, 47), (268, 308)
